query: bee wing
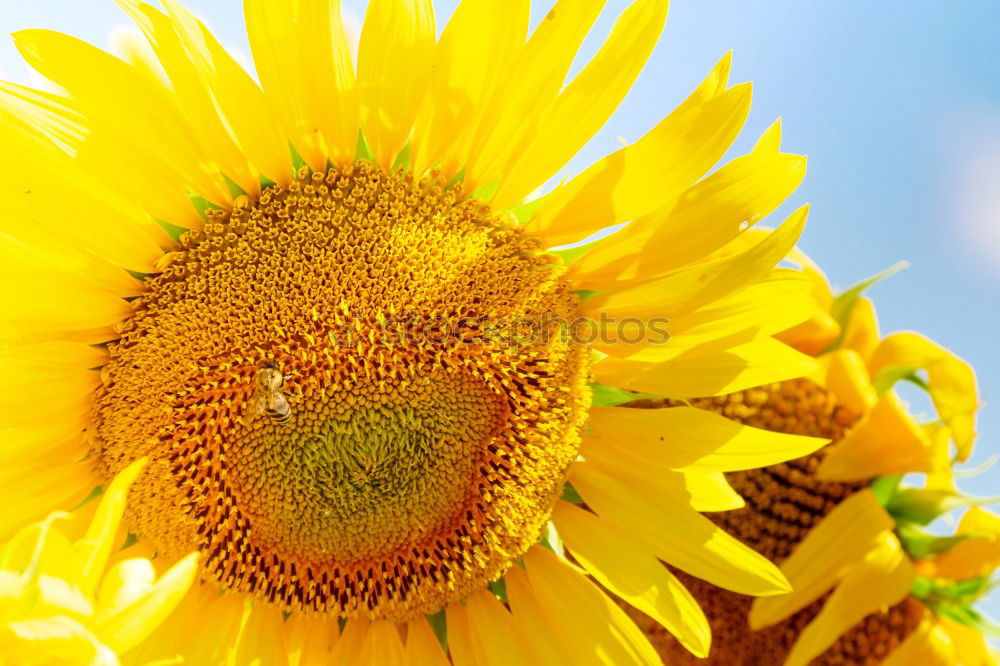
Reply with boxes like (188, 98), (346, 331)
(239, 385), (267, 427)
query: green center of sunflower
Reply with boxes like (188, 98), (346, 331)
(89, 162), (591, 621)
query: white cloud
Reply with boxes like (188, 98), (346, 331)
(945, 111), (1000, 280)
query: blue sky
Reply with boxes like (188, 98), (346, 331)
(2, 0), (998, 621)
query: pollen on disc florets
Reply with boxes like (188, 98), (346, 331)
(624, 379), (925, 665)
(89, 161), (591, 621)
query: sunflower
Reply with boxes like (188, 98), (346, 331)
(0, 459), (199, 664)
(1, 0), (825, 662)
(622, 255), (997, 665)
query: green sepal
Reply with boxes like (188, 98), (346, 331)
(539, 521), (564, 558)
(591, 383), (663, 407)
(425, 609), (448, 652)
(897, 523), (971, 559)
(260, 174), (277, 190)
(120, 533), (139, 551)
(488, 578), (508, 602)
(391, 143), (412, 172)
(550, 240), (598, 266)
(355, 130), (374, 163)
(560, 482), (584, 504)
(188, 191), (223, 223)
(872, 366), (930, 396)
(70, 484), (104, 512)
(510, 196), (545, 225)
(886, 487), (967, 526)
(154, 218), (188, 243)
(222, 173), (247, 199)
(572, 289), (606, 302)
(470, 178), (500, 202)
(870, 475), (902, 507)
(823, 261), (908, 353)
(289, 141), (307, 173)
(886, 487), (1000, 526)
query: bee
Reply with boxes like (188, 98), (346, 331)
(240, 362), (293, 427)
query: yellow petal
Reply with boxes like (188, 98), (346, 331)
(161, 0), (292, 184)
(523, 545), (662, 665)
(571, 461), (791, 596)
(76, 458), (148, 598)
(867, 332), (979, 460)
(682, 471), (746, 511)
(461, 0), (605, 192)
(95, 558), (155, 617)
(92, 552), (199, 655)
(840, 295), (880, 359)
(230, 601), (288, 666)
(445, 601), (487, 666)
(883, 619), (953, 666)
(116, 0), (257, 192)
(749, 488), (895, 628)
(571, 147), (806, 287)
(785, 533), (914, 666)
(12, 28), (229, 217)
(0, 615), (112, 665)
(357, 0), (436, 169)
(585, 405), (825, 472)
(0, 342), (106, 428)
(282, 613), (340, 666)
(464, 588), (536, 666)
(822, 348), (877, 414)
(818, 392), (934, 480)
(524, 79), (753, 246)
(594, 334), (817, 398)
(411, 0), (529, 179)
(922, 507), (1000, 580)
(0, 99), (168, 272)
(504, 566), (572, 664)
(580, 205), (807, 321)
(402, 616), (448, 666)
(245, 0), (358, 168)
(553, 501), (711, 657)
(357, 620), (405, 666)
(940, 616), (998, 666)
(491, 0), (668, 209)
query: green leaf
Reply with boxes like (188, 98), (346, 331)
(590, 383), (663, 407)
(823, 261), (908, 353)
(870, 475), (902, 507)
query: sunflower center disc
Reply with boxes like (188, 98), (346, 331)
(90, 162), (590, 620)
